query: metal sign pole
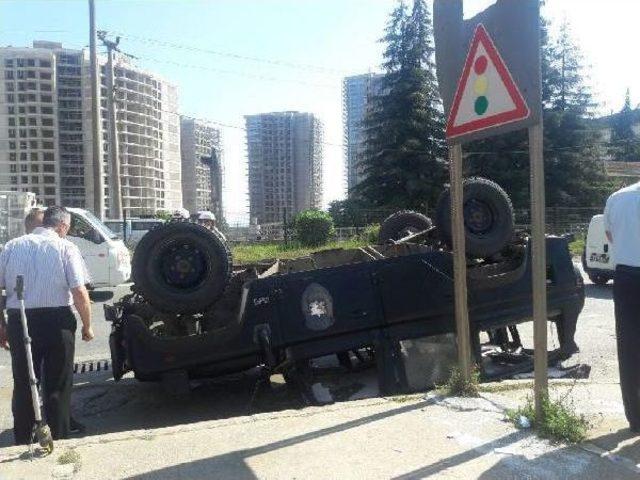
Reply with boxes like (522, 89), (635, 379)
(449, 143), (472, 379)
(529, 121), (547, 420)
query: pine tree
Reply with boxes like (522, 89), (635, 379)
(466, 18), (610, 209)
(354, 0), (447, 211)
(609, 89), (639, 162)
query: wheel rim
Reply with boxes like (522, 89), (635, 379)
(464, 199), (494, 234)
(158, 242), (208, 289)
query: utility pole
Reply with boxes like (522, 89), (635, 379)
(98, 30), (123, 220)
(88, 0), (104, 219)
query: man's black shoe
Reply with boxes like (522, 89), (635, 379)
(69, 416), (86, 435)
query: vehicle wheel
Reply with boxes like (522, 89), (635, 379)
(588, 273), (610, 286)
(435, 177), (514, 258)
(132, 221), (232, 313)
(378, 210), (432, 243)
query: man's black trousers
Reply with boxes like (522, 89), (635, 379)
(6, 306), (76, 445)
(614, 265), (640, 429)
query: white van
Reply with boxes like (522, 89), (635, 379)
(66, 208), (131, 288)
(582, 214), (615, 285)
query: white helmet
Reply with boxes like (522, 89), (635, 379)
(196, 210), (216, 222)
(172, 208), (190, 219)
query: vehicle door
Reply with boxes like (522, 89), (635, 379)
(586, 215), (615, 271)
(66, 212), (109, 286)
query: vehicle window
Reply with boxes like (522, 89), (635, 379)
(69, 214), (103, 244)
(81, 209), (119, 240)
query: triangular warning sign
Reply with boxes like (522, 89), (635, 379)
(446, 24), (529, 140)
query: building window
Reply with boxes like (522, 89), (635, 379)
(28, 118), (37, 126)
(31, 187), (39, 195)
(43, 164), (54, 173)
(4, 71), (14, 79)
(9, 165), (16, 173)
(42, 130), (54, 138)
(28, 129), (37, 137)
(44, 187), (55, 196)
(6, 94), (14, 102)
(27, 94), (36, 102)
(18, 117), (25, 126)
(27, 71), (35, 78)
(19, 141), (27, 149)
(40, 83), (51, 92)
(8, 141), (16, 150)
(27, 59), (35, 67)
(31, 176), (39, 184)
(4, 59), (13, 67)
(39, 59), (51, 68)
(40, 94), (52, 102)
(19, 129), (26, 138)
(21, 176), (28, 184)
(41, 106), (53, 115)
(8, 118), (15, 126)
(10, 177), (17, 185)
(8, 129), (15, 138)
(5, 82), (14, 92)
(9, 153), (16, 161)
(40, 71), (51, 80)
(42, 142), (54, 150)
(7, 106), (15, 114)
(29, 140), (37, 149)
(41, 118), (53, 126)
(43, 152), (54, 161)
(20, 164), (27, 172)
(30, 153), (38, 162)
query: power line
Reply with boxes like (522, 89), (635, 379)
(111, 31), (347, 75)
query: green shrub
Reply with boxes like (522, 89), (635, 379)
(292, 210), (335, 247)
(507, 393), (589, 443)
(360, 224), (380, 244)
(441, 366), (480, 397)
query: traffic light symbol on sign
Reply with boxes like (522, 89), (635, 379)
(446, 24), (529, 140)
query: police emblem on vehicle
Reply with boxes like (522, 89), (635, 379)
(301, 283), (334, 331)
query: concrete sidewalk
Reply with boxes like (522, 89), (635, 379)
(1, 383), (639, 480)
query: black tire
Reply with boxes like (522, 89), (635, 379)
(435, 177), (514, 258)
(378, 210), (432, 243)
(132, 221), (232, 314)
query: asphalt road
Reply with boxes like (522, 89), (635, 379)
(0, 284), (131, 369)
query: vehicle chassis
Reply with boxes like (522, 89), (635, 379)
(105, 235), (584, 397)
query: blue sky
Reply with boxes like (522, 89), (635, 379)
(1, 0), (638, 224)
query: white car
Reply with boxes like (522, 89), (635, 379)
(66, 208), (131, 288)
(582, 214), (614, 285)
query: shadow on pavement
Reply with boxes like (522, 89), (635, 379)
(125, 400), (430, 480)
(585, 283), (613, 300)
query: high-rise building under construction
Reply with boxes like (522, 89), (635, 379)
(0, 41), (182, 217)
(343, 73), (384, 192)
(245, 111), (323, 224)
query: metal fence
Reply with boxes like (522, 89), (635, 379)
(225, 207), (602, 244)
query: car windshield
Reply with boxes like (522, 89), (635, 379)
(80, 210), (119, 240)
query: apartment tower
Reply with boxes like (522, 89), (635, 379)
(342, 73), (384, 192)
(180, 117), (223, 220)
(245, 111), (323, 224)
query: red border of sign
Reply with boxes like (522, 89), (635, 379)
(445, 24), (529, 140)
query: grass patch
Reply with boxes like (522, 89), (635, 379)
(506, 394), (589, 443)
(57, 448), (82, 473)
(439, 366), (480, 397)
(478, 381), (533, 394)
(568, 233), (585, 257)
(232, 239), (367, 265)
(389, 393), (423, 403)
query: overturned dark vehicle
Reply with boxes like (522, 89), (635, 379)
(105, 178), (584, 395)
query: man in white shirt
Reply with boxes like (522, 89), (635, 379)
(604, 181), (640, 431)
(0, 206), (93, 444)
